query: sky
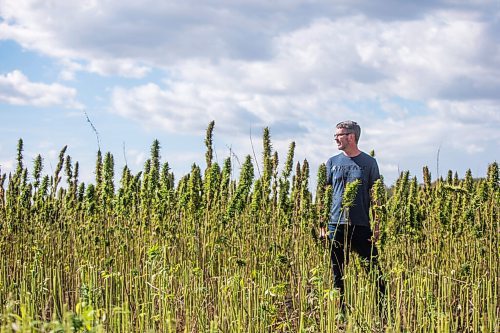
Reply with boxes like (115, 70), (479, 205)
(1, 0), (499, 189)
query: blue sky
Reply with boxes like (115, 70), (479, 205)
(1, 0), (499, 188)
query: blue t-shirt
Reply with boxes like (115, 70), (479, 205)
(326, 152), (380, 227)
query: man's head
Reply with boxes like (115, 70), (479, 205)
(335, 120), (361, 143)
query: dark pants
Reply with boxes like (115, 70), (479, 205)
(329, 224), (386, 304)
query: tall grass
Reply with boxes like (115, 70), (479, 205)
(0, 124), (498, 332)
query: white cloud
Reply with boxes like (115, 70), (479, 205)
(108, 12), (500, 127)
(111, 83), (212, 133)
(0, 159), (14, 173)
(126, 149), (147, 168)
(429, 99), (500, 124)
(87, 59), (150, 78)
(1, 0), (499, 184)
(0, 70), (83, 109)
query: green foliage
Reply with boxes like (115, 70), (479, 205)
(205, 120), (215, 170)
(0, 125), (498, 332)
(278, 142), (295, 223)
(188, 163), (203, 214)
(342, 179), (360, 210)
(204, 162), (221, 211)
(262, 127), (272, 201)
(32, 154), (43, 190)
(227, 155), (254, 218)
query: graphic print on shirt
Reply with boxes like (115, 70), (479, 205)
(331, 165), (363, 185)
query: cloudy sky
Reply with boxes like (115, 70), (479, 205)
(1, 0), (499, 188)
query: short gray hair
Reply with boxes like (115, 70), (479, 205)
(336, 120), (361, 143)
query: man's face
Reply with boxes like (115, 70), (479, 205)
(334, 128), (353, 151)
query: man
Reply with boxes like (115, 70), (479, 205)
(322, 120), (385, 307)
